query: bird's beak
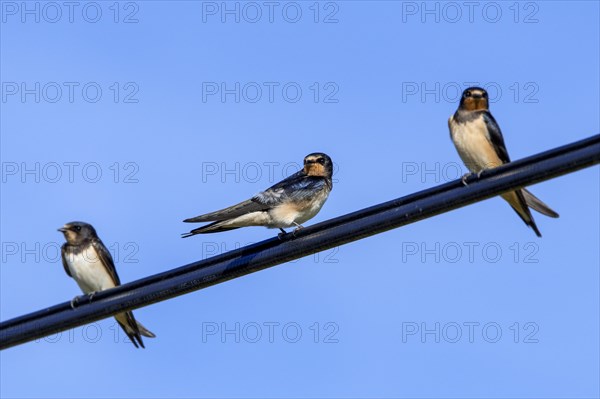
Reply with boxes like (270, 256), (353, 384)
(57, 227), (68, 233)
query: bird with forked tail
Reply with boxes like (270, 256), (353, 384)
(448, 87), (559, 237)
(58, 222), (155, 348)
(182, 153), (333, 237)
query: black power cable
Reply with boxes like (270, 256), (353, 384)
(1, 134), (599, 350)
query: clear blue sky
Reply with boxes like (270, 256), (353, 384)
(1, 1), (599, 398)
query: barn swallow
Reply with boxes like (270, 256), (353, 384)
(448, 87), (559, 237)
(182, 152), (333, 237)
(58, 222), (155, 348)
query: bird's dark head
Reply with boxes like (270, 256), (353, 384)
(459, 87), (489, 111)
(303, 153), (333, 178)
(58, 221), (97, 245)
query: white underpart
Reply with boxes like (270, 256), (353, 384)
(64, 246), (115, 294)
(221, 211), (271, 228)
(449, 116), (502, 173)
(271, 189), (330, 227)
(222, 188), (330, 229)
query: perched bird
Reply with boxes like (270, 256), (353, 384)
(448, 87), (559, 237)
(183, 152), (333, 237)
(58, 222), (155, 348)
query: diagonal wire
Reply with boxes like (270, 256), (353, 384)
(1, 134), (599, 350)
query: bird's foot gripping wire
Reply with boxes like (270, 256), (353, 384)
(70, 292), (98, 309)
(461, 173), (472, 186)
(278, 228), (287, 240)
(70, 295), (81, 309)
(292, 223), (304, 237)
(461, 170), (486, 186)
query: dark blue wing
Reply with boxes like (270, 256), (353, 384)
(92, 238), (121, 286)
(184, 171), (327, 223)
(254, 174), (329, 205)
(482, 111), (511, 163)
(60, 244), (72, 277)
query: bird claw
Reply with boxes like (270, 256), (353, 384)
(461, 170), (487, 186)
(292, 224), (304, 237)
(70, 296), (80, 309)
(278, 229), (287, 240)
(71, 292), (97, 309)
(278, 224), (304, 239)
(461, 173), (472, 186)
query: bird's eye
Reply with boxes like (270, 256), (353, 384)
(317, 158), (325, 164)
(482, 91), (488, 98)
(74, 226), (81, 232)
(465, 91), (472, 97)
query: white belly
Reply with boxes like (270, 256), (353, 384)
(219, 187), (331, 229)
(269, 188), (331, 228)
(65, 247), (115, 294)
(293, 189), (330, 224)
(449, 116), (503, 173)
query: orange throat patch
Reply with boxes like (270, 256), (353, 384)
(462, 97), (488, 111)
(305, 163), (327, 177)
